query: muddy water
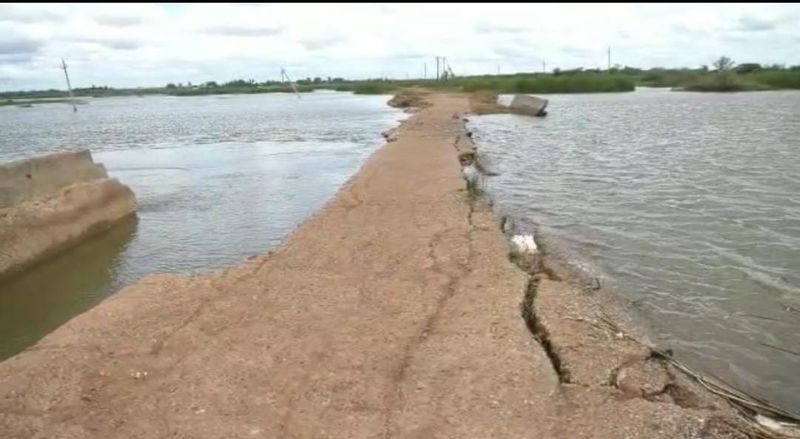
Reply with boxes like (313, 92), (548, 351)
(0, 91), (404, 359)
(468, 89), (800, 414)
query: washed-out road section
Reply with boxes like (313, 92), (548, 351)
(0, 93), (745, 438)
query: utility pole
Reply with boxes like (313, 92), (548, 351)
(435, 56), (440, 80)
(280, 67), (301, 99)
(424, 63), (427, 79)
(60, 58), (77, 112)
(442, 57), (447, 79)
(607, 46), (611, 70)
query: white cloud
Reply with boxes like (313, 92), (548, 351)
(1, 3), (799, 90)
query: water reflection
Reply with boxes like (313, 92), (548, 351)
(0, 216), (137, 358)
(0, 92), (404, 359)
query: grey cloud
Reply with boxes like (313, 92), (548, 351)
(475, 22), (529, 34)
(94, 14), (143, 27)
(0, 6), (62, 23)
(68, 36), (143, 51)
(561, 46), (593, 57)
(493, 37), (539, 59)
(672, 24), (724, 43)
(722, 33), (748, 43)
(0, 53), (36, 65)
(393, 52), (427, 60)
(510, 37), (534, 47)
(672, 24), (703, 35)
(104, 39), (142, 50)
(300, 36), (345, 51)
(455, 55), (503, 64)
(493, 46), (532, 59)
(0, 38), (39, 66)
(205, 24), (283, 37)
(0, 38), (43, 55)
(734, 16), (777, 32)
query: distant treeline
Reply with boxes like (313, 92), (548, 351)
(4, 58), (800, 100)
(605, 57), (800, 91)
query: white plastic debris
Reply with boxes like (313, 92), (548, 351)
(754, 414), (800, 437)
(462, 164), (479, 181)
(511, 234), (538, 254)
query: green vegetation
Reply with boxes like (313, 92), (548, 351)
(334, 82), (401, 95)
(325, 71), (636, 95)
(0, 98), (77, 107)
(641, 57), (800, 92)
(3, 57), (800, 101)
(166, 84), (315, 96)
(669, 56), (761, 91)
(455, 73), (635, 93)
(680, 74), (769, 92)
(746, 70), (800, 89)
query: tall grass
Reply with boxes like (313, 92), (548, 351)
(641, 69), (800, 91)
(167, 85), (314, 96)
(680, 74), (768, 92)
(639, 71), (698, 88)
(0, 98), (77, 107)
(331, 73), (635, 95)
(393, 74), (637, 94)
(334, 82), (400, 95)
(748, 71), (800, 89)
(458, 75), (635, 93)
(7, 68), (797, 101)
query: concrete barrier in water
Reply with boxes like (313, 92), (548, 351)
(0, 150), (136, 278)
(509, 94), (548, 117)
(0, 151), (109, 208)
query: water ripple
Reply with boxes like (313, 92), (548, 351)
(470, 90), (800, 413)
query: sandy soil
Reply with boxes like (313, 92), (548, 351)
(0, 93), (748, 438)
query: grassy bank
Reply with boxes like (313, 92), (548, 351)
(748, 70), (800, 89)
(678, 74), (769, 92)
(328, 73), (636, 95)
(333, 82), (401, 95)
(166, 85), (316, 96)
(0, 72), (637, 101)
(0, 98), (77, 107)
(456, 74), (635, 93)
(5, 64), (799, 101)
(641, 68), (800, 92)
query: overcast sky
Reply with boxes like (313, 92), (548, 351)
(2, 3), (799, 91)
